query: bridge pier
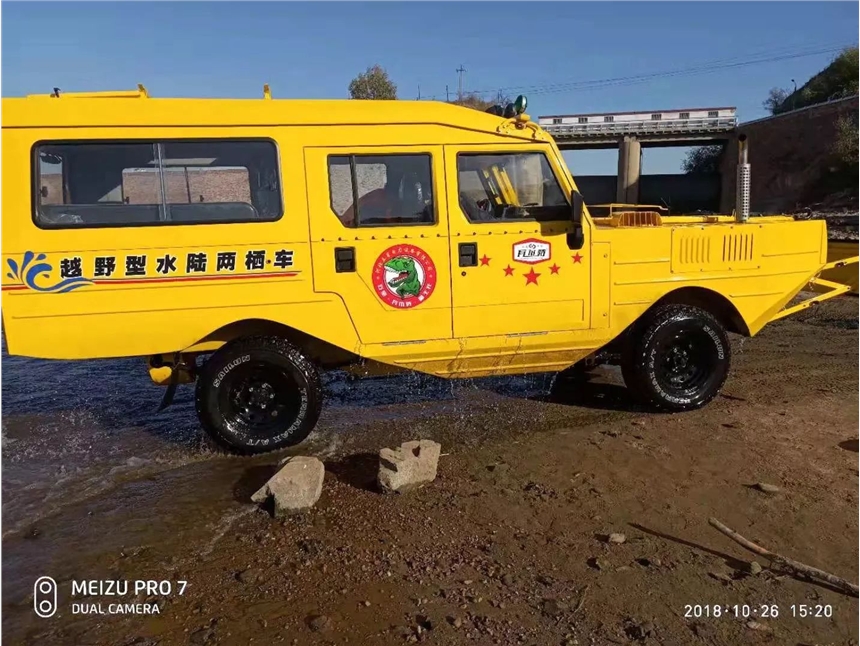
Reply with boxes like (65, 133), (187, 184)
(616, 136), (641, 204)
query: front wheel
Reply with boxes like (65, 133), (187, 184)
(621, 304), (731, 411)
(195, 336), (323, 454)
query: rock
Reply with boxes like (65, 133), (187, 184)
(607, 533), (626, 544)
(189, 627), (215, 644)
(378, 440), (441, 494)
(755, 482), (780, 494)
(623, 620), (653, 641)
(537, 574), (555, 586)
(251, 457), (324, 517)
(587, 557), (609, 571)
(748, 561), (763, 575)
(306, 614), (331, 632)
(236, 568), (259, 584)
(540, 598), (565, 617)
(500, 573), (515, 587)
(745, 620), (770, 632)
(393, 626), (413, 639)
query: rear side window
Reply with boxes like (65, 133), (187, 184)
(327, 154), (434, 228)
(33, 139), (282, 228)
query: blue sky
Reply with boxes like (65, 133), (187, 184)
(2, 2), (857, 174)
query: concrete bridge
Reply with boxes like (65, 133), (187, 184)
(539, 107), (737, 204)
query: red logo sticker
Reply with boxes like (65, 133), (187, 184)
(372, 245), (437, 309)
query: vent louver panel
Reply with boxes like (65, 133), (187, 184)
(722, 232), (755, 263)
(671, 228), (760, 273)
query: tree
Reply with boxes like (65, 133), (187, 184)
(681, 145), (724, 174)
(348, 65), (397, 100)
(766, 47), (859, 115)
(451, 91), (511, 112)
(763, 87), (790, 115)
(834, 114), (859, 168)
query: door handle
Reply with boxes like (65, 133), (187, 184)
(335, 247), (355, 273)
(459, 242), (478, 267)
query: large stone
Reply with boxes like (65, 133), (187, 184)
(378, 440), (441, 494)
(251, 456), (324, 517)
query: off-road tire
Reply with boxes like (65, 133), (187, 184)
(195, 336), (323, 455)
(621, 304), (731, 411)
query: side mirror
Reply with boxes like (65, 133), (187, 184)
(572, 190), (584, 225)
(567, 190), (585, 250)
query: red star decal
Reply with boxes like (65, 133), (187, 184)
(524, 268), (541, 285)
(503, 264), (514, 276)
(572, 253), (583, 264)
(479, 254), (491, 266)
(549, 263), (560, 275)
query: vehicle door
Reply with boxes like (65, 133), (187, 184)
(445, 145), (590, 338)
(304, 145), (453, 344)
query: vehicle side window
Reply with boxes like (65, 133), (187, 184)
(33, 140), (281, 228)
(457, 152), (568, 223)
(327, 154), (434, 228)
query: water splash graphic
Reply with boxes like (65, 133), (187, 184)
(6, 251), (93, 293)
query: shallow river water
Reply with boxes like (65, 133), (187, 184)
(1, 334), (562, 630)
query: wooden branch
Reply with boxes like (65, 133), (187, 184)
(709, 517), (858, 597)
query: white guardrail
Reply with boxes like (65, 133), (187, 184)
(542, 117), (738, 138)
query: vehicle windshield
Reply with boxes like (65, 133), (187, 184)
(457, 152), (569, 222)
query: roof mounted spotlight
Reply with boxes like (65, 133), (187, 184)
(513, 95), (527, 115)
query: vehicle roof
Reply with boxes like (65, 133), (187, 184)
(1, 89), (541, 141)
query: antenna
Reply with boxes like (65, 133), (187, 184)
(456, 65), (466, 101)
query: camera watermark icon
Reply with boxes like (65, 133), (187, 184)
(34, 576), (57, 618)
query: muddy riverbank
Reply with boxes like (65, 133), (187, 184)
(2, 297), (858, 645)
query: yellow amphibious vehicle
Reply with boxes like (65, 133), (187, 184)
(2, 85), (856, 453)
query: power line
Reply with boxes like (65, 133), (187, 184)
(526, 45), (849, 97)
(424, 42), (852, 101)
(490, 41), (847, 96)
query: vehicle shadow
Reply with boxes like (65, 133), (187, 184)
(535, 375), (648, 413)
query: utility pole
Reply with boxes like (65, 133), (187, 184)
(456, 65), (466, 101)
(417, 84), (421, 100)
(446, 85), (449, 102)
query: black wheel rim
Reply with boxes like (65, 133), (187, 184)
(217, 360), (302, 437)
(653, 327), (718, 398)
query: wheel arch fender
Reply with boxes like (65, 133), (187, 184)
(184, 318), (359, 369)
(651, 287), (750, 337)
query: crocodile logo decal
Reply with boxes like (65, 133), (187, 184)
(372, 245), (437, 309)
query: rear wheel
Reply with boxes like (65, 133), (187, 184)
(195, 336), (323, 454)
(621, 304), (731, 411)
